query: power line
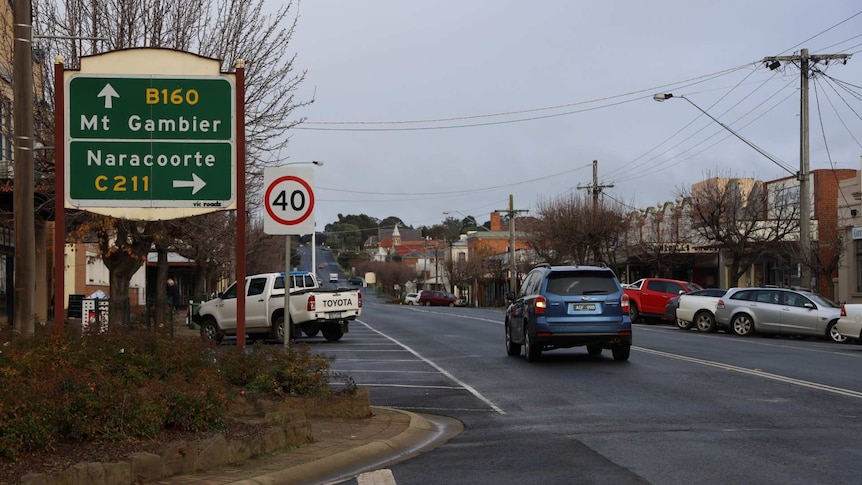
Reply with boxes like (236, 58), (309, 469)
(300, 64), (752, 126)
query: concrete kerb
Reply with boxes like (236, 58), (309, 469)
(230, 408), (464, 485)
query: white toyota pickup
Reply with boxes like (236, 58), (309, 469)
(192, 271), (362, 343)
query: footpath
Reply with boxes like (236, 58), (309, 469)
(151, 407), (460, 485)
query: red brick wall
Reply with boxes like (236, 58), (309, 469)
(813, 169), (856, 295)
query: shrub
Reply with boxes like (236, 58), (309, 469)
(0, 324), (351, 458)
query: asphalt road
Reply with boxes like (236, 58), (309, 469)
(295, 286), (862, 485)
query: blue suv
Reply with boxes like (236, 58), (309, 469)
(505, 264), (632, 362)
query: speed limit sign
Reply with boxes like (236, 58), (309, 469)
(263, 167), (315, 235)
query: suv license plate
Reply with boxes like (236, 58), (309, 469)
(571, 303), (596, 311)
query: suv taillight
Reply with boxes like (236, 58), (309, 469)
(307, 295), (316, 312)
(716, 299), (725, 309)
(535, 295), (547, 314)
(621, 293), (630, 313)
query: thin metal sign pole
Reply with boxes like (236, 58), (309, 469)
(284, 236), (290, 349)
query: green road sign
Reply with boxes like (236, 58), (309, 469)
(65, 74), (235, 209)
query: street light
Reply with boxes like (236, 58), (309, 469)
(654, 92), (810, 288)
(652, 93), (795, 176)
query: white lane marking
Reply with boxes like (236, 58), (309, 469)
(358, 320), (506, 415)
(331, 383), (464, 390)
(330, 369), (439, 374)
(636, 346), (862, 399)
(401, 306), (503, 324)
(357, 468), (396, 485)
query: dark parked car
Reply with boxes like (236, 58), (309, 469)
(418, 290), (457, 307)
(347, 276), (364, 286)
(505, 263), (632, 362)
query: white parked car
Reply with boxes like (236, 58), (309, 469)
(404, 292), (420, 305)
(836, 304), (862, 341)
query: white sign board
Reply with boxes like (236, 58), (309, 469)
(263, 167), (315, 235)
(852, 226), (862, 240)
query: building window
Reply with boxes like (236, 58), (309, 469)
(856, 240), (862, 293)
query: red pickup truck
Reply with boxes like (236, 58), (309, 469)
(623, 278), (702, 323)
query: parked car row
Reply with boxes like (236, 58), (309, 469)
(662, 286), (854, 344)
(403, 290), (466, 307)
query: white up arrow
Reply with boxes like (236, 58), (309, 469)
(97, 83), (120, 109)
(173, 173), (206, 195)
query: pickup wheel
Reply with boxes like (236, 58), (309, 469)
(322, 327), (344, 342)
(629, 303), (641, 323)
(272, 315), (291, 344)
(694, 311), (716, 332)
(199, 318), (223, 344)
(505, 320), (521, 356)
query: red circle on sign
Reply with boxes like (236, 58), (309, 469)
(264, 175), (315, 226)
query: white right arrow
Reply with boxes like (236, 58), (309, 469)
(97, 83), (120, 109)
(173, 173), (206, 195)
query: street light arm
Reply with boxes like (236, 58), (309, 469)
(654, 93), (796, 177)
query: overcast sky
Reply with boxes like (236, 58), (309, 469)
(281, 1), (862, 231)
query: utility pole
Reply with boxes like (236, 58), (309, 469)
(498, 195), (529, 296)
(13, 0), (35, 335)
(762, 48), (850, 289)
(576, 160), (615, 217)
(577, 160), (614, 263)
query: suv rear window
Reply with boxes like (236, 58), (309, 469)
(544, 270), (619, 295)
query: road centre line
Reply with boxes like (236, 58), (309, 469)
(636, 346), (862, 399)
(635, 324), (862, 358)
(358, 320), (506, 414)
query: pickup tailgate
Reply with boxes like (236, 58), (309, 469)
(309, 289), (361, 320)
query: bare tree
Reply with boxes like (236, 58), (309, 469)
(526, 193), (626, 266)
(678, 174), (799, 287)
(31, 0), (311, 323)
(172, 212), (235, 301)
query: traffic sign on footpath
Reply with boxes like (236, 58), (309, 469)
(263, 167), (315, 235)
(65, 74), (235, 209)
